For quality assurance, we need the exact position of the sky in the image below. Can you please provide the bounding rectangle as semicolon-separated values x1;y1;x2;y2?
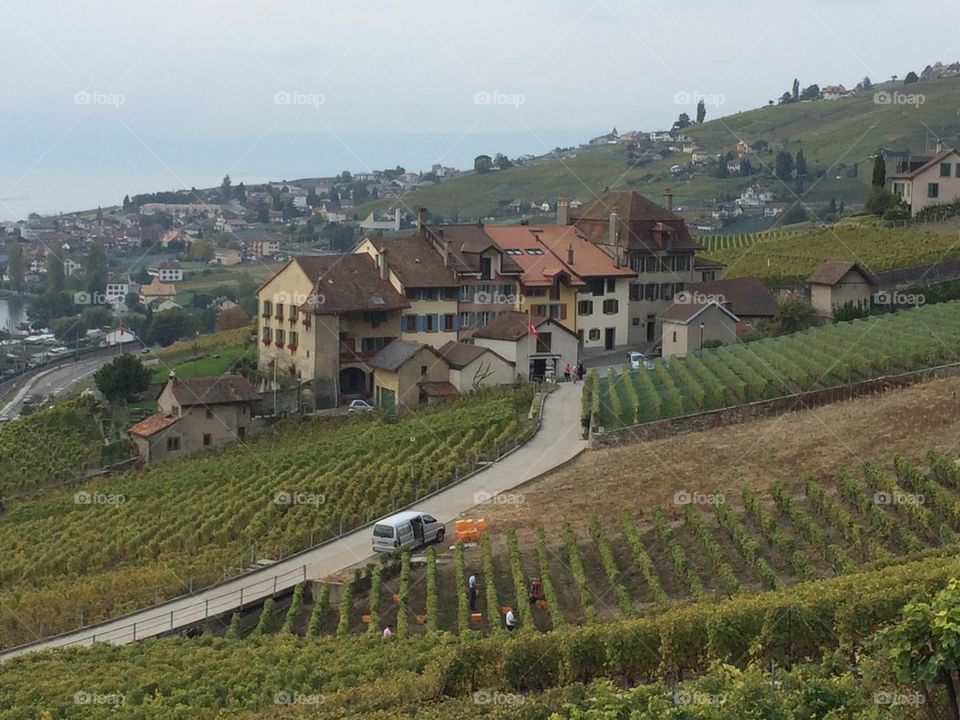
0;0;956;218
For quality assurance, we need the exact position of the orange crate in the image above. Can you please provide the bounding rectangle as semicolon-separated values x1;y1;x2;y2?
415;614;426;625
361;614;371;624
470;612;483;623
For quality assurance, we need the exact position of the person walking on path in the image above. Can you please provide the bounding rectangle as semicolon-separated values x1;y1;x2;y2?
563;363;572;382
468;573;478;611
577;363;585;382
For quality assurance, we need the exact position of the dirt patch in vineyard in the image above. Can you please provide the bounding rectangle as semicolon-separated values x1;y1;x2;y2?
477;374;960;537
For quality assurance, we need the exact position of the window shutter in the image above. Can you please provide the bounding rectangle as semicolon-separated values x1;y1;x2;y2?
560;305;567;320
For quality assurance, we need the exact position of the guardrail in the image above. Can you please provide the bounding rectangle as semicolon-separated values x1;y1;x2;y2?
0;411;542;659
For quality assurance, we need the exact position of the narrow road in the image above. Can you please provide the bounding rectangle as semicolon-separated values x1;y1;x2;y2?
0;352;122;419
0;382;586;660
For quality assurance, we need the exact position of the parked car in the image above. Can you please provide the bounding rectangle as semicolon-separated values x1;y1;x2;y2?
628;351;655;371
372;510;445;552
347;399;374;413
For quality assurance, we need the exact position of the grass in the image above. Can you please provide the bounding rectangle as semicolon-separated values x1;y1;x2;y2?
148;344;251;384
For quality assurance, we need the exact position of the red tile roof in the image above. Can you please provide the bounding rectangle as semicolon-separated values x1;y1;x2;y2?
687;277;778;318
164;374;261;406
418;380;459;397
127;412;180;438
365;234;458;288
471;311;577;341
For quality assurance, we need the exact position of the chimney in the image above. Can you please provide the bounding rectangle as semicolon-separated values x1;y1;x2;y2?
567;244;574;265
378;248;389;280
663;187;673;212
936;139;944;154
556;197;570;225
417;206;428;232
443;239;451;267
608;212;619;246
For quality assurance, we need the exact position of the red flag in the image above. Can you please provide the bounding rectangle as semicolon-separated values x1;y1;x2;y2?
528;320;539;338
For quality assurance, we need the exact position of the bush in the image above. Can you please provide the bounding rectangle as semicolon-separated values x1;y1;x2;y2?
864;186;896;216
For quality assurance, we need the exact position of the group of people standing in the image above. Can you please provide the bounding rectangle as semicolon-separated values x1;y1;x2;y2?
562;362;586;383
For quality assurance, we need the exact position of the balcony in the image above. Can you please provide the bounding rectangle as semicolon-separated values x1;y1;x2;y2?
301;316;311;328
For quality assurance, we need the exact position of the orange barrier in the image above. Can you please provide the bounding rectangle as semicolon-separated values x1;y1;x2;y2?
454;518;487;542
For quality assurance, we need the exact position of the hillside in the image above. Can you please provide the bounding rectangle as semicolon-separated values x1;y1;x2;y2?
355;76;960;222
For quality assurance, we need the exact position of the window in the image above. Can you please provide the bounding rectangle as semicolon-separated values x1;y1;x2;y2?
479;311;491;325
602;299;619;314
459;311;474;328
670;255;691;272
672;331;677;343
500;284;514;298
480;257;492;279
629;284;641;301
941;163;952;177
238;427;246;440
525;287;546;297
420;314;438;332
242;407;248;416
442;314;457;331
505;248;523;255
577;300;593;315
524;248;544;255
289;331;298;348
929;183;940;199
536;332;552;353
588;328;600;341
632;317;640;326
289;304;298;321
459;285;472;302
420;365;427;376
644;283;656;301
956;164;960;178
166;436;181;452
606;278;616;293
262;300;272;317
275;329;284;345
262;327;271;342
206;408;214;419
402;314;418;332
203;433;212;447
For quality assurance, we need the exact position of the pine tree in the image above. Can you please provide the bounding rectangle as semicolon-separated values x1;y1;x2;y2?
872;154;886;188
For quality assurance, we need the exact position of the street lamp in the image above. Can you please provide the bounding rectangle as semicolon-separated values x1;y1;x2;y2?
699;321;705;356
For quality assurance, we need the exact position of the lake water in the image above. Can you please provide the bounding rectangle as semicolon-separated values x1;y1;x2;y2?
0;296;29;332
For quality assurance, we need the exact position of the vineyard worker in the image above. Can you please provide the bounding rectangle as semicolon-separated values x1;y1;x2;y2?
468;573;478;611
505;608;518;631
382;625;393;638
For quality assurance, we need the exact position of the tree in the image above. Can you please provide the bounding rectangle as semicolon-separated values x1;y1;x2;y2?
122;194;132;210
799;84;820;101
774;150;795;180
795;149;807;176
494;153;513;170
7;244;25;293
473;155;494;174
791;78;799;101
94;354;151;403
46;251;65;293
860;76;873;90
234;182;246;203
221;174;232;200
739;157;752;175
779;91;793;105
769;297;816;336
696;99;706;124
904;71;919;84
217;306;250;331
257;205;270;224
872;153;887;187
675;112;691;129
781;205;809;225
714;160;729;178
148;308;197;346
865;186;896;216
188;239;215;262
84;241;108;296
50;315;87;343
882;578;960;720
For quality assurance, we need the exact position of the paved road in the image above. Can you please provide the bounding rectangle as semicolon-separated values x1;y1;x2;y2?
0;382;586;660
0;351;123;419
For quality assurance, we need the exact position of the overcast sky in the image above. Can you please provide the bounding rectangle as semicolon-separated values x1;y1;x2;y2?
0;0;955;217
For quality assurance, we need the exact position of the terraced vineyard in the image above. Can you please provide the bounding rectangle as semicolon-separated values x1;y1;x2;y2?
218;451;960;640
703;220;960;280
696;229;799;253
0;387;533;648
586;301;960;430
0;398;103;496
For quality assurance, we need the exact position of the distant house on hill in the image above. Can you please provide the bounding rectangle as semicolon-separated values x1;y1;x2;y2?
821;85;854;100
139;277;177;306
807;260;876;318
127;373;261;464
148;259;183;282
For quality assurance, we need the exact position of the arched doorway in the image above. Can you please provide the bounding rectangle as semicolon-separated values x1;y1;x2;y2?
339;367;368;395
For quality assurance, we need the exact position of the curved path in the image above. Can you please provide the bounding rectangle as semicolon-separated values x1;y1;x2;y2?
0;382;586;660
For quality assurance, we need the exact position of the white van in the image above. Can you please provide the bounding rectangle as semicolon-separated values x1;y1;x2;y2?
372;510;445;553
